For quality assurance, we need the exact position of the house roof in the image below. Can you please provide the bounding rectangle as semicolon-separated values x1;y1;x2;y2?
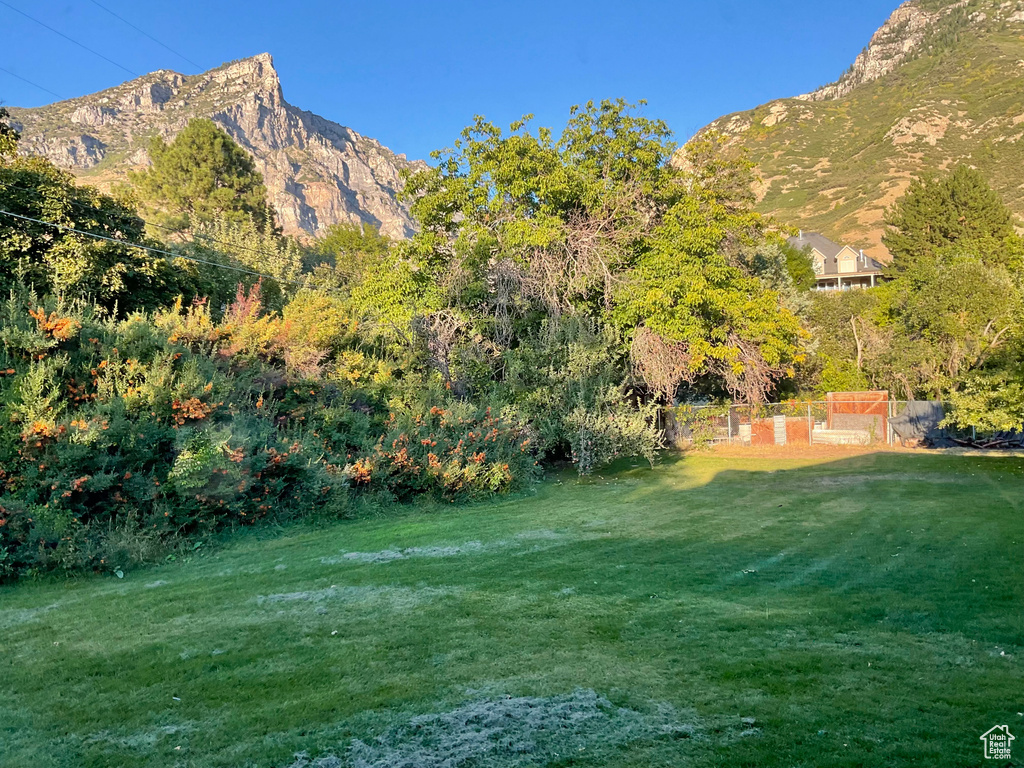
787;231;885;277
981;725;1015;739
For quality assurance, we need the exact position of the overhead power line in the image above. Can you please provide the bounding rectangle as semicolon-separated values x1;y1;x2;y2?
0;65;63;100
0;207;308;286
0;179;363;280
85;0;201;71
0;177;279;258
0;0;138;79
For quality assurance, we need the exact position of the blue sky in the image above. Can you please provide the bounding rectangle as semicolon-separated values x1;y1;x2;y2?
1;0;900;161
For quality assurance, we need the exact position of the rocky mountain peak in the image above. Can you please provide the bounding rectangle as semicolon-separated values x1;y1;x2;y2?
795;0;1024;102
221;51;277;79
796;2;941;102
8;55;426;240
689;0;1024;256
208;53;283;100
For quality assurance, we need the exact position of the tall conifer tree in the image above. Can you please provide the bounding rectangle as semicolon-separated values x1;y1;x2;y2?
130;119;275;233
883;165;1022;273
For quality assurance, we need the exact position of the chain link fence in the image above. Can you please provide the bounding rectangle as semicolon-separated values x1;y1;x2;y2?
671;396;1021;448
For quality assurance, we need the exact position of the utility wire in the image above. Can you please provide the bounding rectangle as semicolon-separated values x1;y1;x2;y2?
0;178;363;279
1;177;278;257
0;65;63;100
0;0;138;78
85;0;201;71
0;207;310;286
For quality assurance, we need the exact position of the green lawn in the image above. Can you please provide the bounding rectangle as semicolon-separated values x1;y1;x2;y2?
2;451;1022;767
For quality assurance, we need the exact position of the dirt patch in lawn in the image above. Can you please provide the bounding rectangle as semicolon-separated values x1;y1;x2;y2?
286;689;696;768
86;723;194;752
706;443;901;460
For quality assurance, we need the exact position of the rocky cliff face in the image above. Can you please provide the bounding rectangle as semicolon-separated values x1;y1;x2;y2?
796;1;944;102
8;54;427;239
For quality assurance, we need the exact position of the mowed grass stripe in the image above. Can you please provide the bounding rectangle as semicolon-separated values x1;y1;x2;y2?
1;451;1022;767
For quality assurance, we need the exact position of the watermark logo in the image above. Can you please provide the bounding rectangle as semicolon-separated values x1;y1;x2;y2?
981;725;1015;760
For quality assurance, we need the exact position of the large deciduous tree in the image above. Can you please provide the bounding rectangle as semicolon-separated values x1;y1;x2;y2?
805;256;1021;401
0;107;19;159
376;102;802;404
614;134;803;404
0;136;187;309
874;255;1021;398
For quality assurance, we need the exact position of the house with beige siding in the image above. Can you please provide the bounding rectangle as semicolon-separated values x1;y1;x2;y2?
788;231;885;291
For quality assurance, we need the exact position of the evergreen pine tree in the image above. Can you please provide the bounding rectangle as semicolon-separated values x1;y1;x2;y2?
883;165;1022;273
129;118;276;233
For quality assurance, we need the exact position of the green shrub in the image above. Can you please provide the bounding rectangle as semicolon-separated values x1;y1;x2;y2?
673;403;729;449
565;389;662;475
351;402;541;501
0;288;352;581
492;318;664;474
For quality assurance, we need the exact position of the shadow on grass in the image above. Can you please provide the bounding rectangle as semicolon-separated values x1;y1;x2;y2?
2;450;1021;768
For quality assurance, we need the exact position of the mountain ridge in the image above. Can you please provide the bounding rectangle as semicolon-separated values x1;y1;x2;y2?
690;0;1024;257
7;53;426;240
796;0;951;102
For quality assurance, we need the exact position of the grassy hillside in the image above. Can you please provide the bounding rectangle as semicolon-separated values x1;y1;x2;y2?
701;0;1024;255
3;451;1022;767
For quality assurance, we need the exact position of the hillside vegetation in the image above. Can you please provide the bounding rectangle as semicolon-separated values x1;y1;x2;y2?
699;0;1024;254
2;86;1022;581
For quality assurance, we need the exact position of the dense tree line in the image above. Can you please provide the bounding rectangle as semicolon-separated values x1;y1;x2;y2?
804;165;1023;429
0;105;1020;580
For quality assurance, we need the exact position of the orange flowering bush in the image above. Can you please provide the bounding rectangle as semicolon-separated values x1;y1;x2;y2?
350;458;374;485
350;403;540;501
29;307;81;342
171;397;220;425
0;288;352;582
